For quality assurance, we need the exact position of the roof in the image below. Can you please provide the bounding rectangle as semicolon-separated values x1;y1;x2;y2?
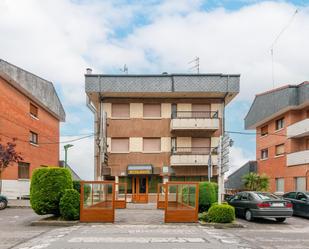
245;82;309;129
0;59;65;121
225;161;257;190
85;73;240;104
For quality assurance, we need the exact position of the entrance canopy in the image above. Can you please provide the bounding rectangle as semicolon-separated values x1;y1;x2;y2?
127;165;152;175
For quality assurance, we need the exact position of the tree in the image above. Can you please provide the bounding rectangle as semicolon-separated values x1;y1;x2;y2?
242;172;269;191
0;141;23;194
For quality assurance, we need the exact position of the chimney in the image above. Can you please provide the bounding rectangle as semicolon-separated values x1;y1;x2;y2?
86;68;92;74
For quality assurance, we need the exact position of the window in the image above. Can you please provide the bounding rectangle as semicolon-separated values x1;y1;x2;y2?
111;138;129;152
296;193;307;201
295;177;306;192
275;144;285;156
283;192;296;199
261;125;268;136
275;178;284;192
30;103;38;118
261;149;268;159
192;138;211;154
29;131;38;144
192;104;211;118
143;138;161;152
275;118;284;130
18;162;30;179
111;104;130;118
143;104;161;118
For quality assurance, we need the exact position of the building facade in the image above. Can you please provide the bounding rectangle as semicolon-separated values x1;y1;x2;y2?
245;82;309;193
0;59;65;199
86;72;240;203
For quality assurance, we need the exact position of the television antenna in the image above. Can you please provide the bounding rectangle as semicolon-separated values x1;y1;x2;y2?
188;57;200;74
120;64;128;74
270;9;298;88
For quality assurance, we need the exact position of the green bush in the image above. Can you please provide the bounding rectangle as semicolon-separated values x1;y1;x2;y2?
207;204;235;223
73;180;91;200
199;182;217;212
198;212;210;222
59;189;80;220
30;167;73;215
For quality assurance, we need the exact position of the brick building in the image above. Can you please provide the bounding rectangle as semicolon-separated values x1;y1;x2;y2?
85;71;240;203
0;60;65;198
245;82;309;193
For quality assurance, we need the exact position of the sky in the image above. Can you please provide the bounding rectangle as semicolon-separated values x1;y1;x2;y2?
0;0;309;180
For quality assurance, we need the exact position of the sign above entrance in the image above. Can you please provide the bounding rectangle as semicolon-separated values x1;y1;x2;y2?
127;165;152;175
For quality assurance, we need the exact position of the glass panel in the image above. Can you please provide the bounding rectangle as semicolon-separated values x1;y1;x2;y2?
167;183;197;210
139;177;147;194
83;183;113;209
149;176;162;193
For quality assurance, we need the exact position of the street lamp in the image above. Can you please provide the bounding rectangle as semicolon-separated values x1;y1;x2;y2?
64;144;74;168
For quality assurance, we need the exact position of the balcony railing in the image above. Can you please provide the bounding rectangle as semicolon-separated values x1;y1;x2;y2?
287;150;309;166
172;111;218;119
171;147;218;155
287;119;309;138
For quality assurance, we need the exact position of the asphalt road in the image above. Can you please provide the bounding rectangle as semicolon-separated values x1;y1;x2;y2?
1;208;309;249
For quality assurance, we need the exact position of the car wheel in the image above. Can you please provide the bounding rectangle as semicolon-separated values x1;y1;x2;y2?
245;209;253;221
275;218;286;223
0;200;7;210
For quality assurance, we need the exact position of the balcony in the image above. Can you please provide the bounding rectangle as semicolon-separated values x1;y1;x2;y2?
170;147;218;166
287;150;309;166
287;119;309;138
170;111;219;131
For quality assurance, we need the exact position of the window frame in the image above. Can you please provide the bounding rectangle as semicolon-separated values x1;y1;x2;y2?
143;137;161;153
29;131;38;145
30;103;39;119
260;125;268;137
111;103;130;119
18;162;30;179
275;118;285;130
143;104;161;119
111;138;129;153
275;178;284;192
261;148;268;160
275;144;285;156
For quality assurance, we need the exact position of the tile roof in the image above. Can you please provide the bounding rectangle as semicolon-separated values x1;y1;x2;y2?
0;59;65;121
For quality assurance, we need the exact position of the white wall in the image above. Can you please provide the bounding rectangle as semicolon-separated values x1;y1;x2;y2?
1;180;30;199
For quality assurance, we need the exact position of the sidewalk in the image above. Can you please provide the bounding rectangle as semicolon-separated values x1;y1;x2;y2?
8;199;31;208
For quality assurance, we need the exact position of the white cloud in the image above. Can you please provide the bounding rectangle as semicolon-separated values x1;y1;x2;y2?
60;136;94;180
227;146;255;176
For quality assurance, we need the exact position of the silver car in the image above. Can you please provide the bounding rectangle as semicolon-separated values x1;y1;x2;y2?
228;191;293;222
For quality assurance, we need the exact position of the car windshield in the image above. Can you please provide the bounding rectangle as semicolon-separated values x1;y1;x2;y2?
255;192;279;200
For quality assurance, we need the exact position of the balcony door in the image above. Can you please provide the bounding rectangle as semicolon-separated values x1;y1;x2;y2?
132;176;148;203
192;138;210;154
192;104;210;118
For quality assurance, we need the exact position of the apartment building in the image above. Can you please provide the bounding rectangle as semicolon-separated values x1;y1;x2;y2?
85;72;240;203
245;82;309;193
0;59;65;198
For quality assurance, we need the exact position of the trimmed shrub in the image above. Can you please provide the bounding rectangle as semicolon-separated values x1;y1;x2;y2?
198;212;210;222
30;167;73;215
59;189;80;220
207;204;235;223
73;180;91;200
199;182;217;212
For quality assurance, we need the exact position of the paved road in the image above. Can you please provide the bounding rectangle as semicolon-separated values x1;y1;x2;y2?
2;208;309;249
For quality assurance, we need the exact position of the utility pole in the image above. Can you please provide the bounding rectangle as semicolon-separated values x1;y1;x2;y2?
217;134;233;204
64;144;74;168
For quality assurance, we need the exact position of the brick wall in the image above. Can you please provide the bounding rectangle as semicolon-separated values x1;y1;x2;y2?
0;77;60;181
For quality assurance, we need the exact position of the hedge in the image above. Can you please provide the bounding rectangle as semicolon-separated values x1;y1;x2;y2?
73;180;91;200
30;167;73;215
207;204;235;223
59;189;80;220
199;182;217;212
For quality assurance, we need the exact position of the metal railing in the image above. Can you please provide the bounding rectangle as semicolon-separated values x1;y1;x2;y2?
171;147;218;155
171;111;218;119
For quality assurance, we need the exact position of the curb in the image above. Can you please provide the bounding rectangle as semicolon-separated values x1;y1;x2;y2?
8;205;31;209
31;218;79;227
199;220;246;229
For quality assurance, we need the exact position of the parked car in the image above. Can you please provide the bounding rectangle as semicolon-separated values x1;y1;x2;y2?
228;191;293;222
0;195;8;210
283;192;309;218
